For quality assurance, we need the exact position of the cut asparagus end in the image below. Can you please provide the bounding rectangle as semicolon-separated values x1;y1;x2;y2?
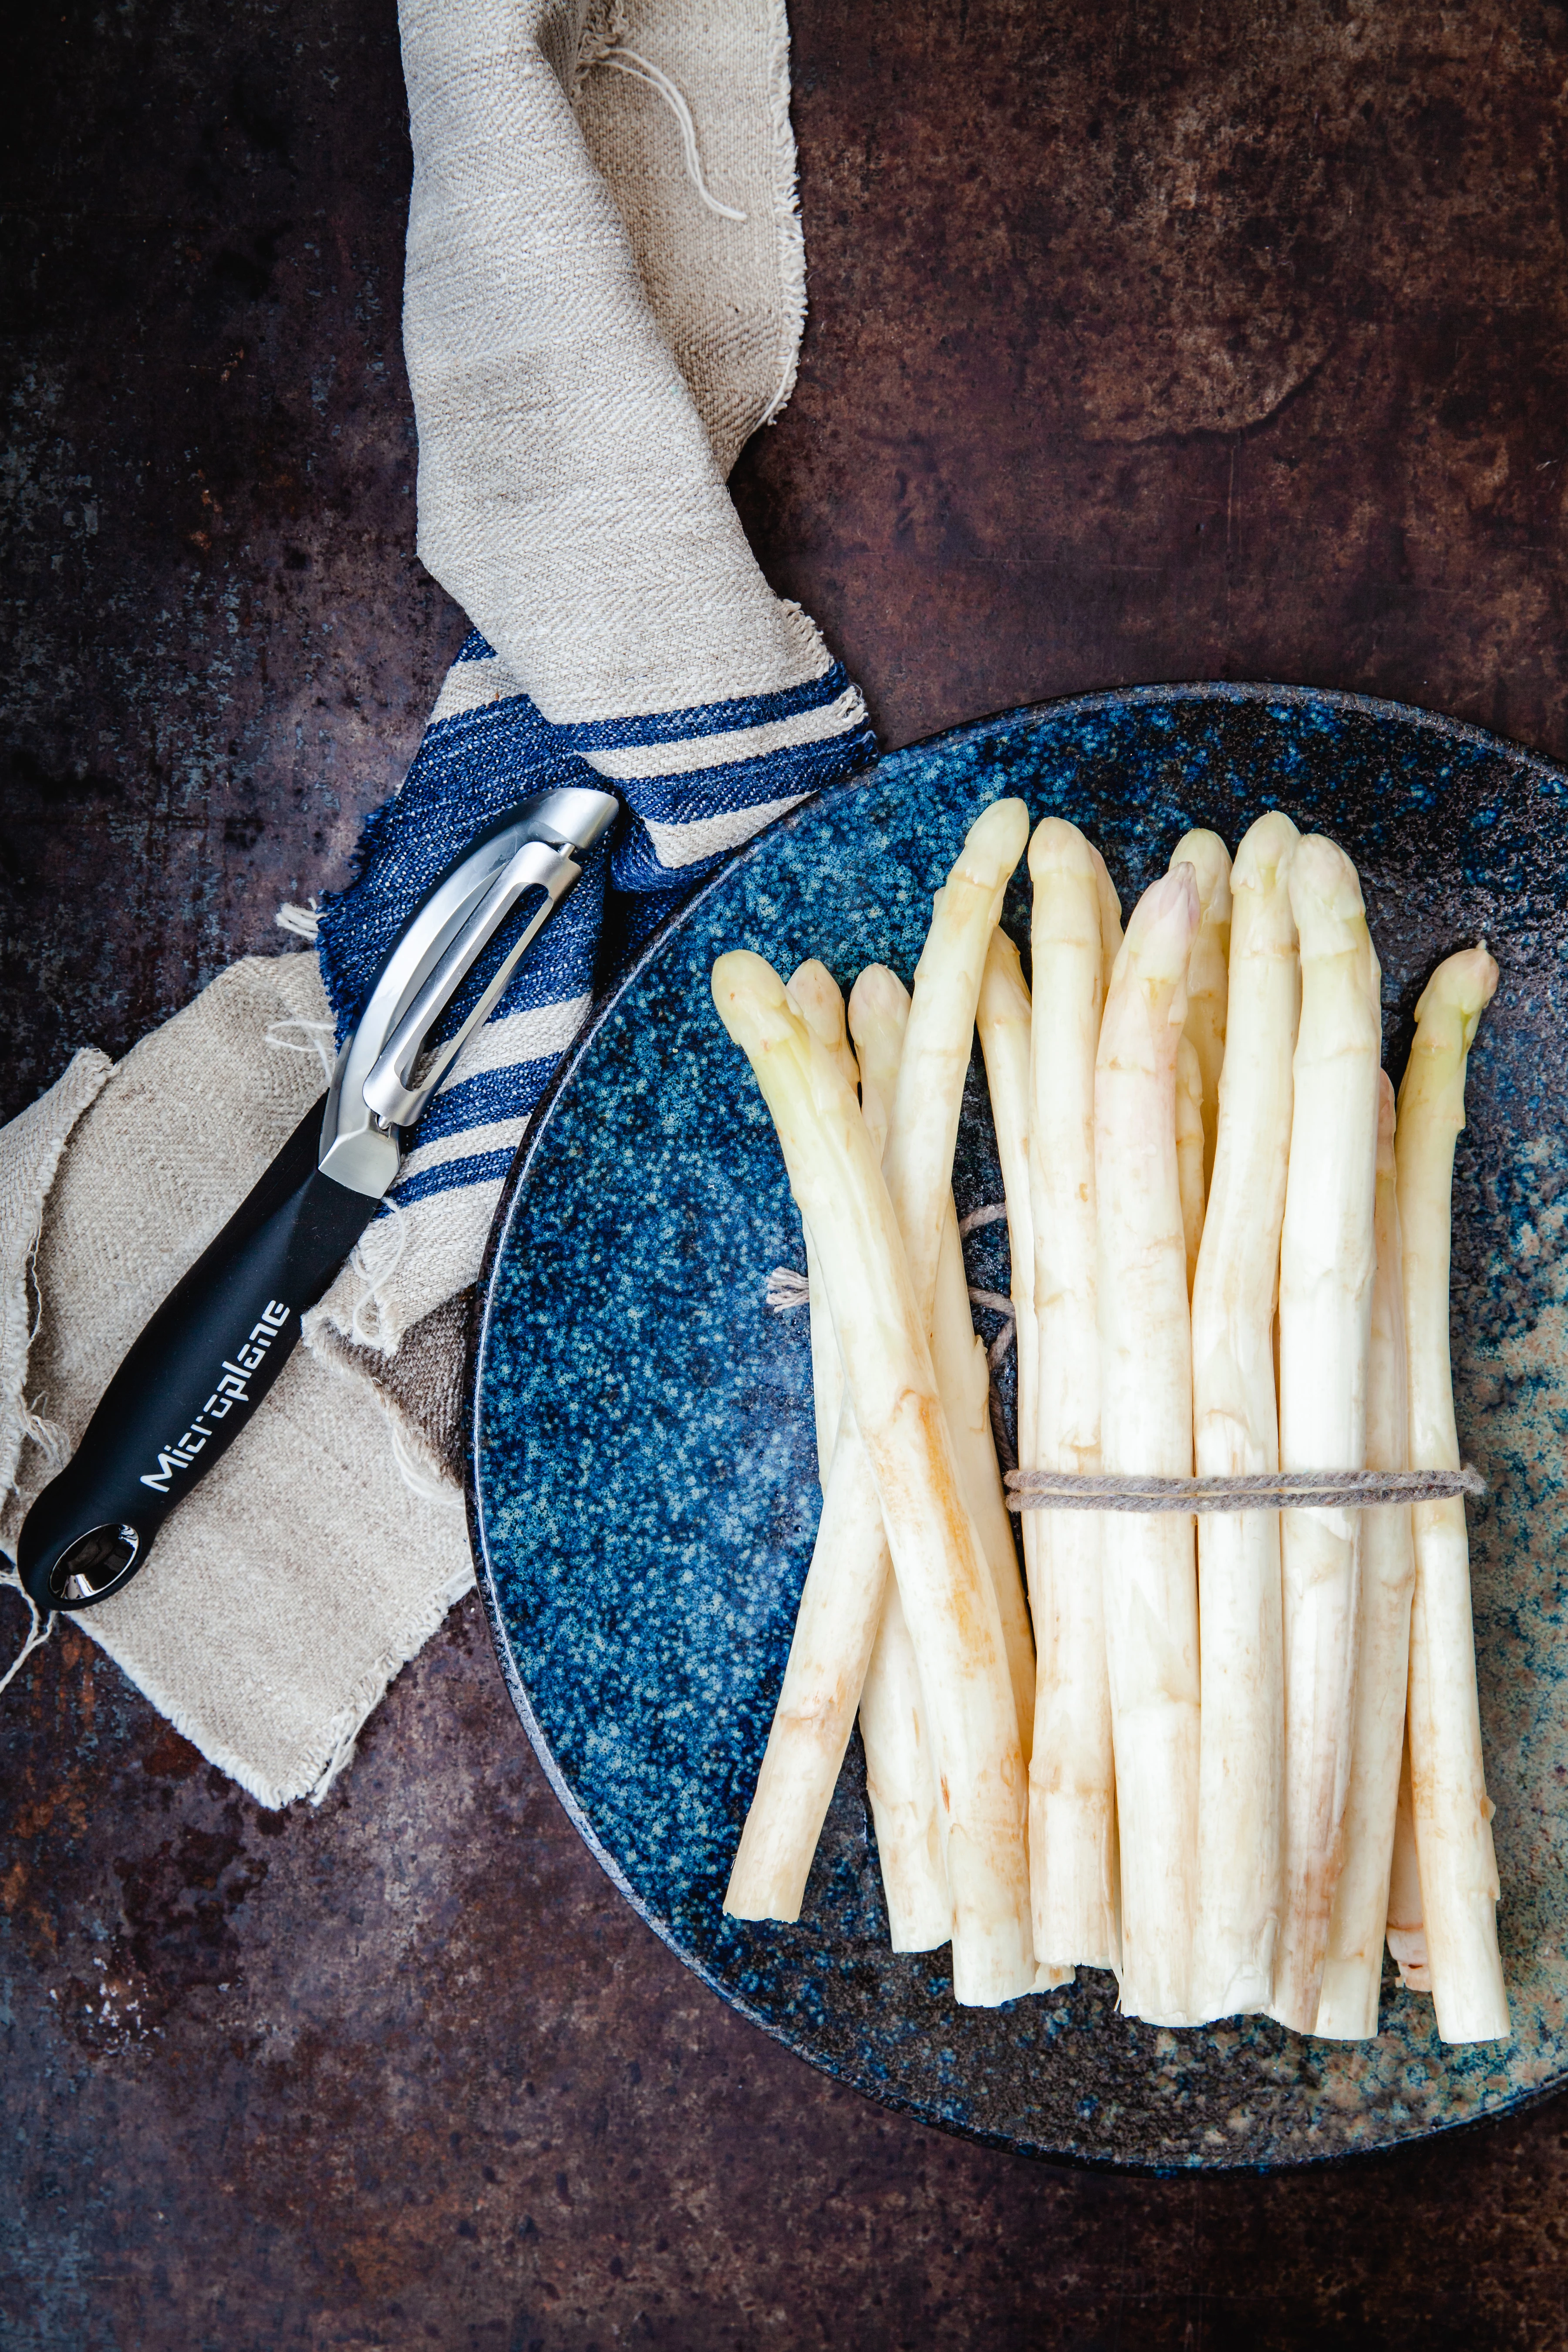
1386;1731;1433;1993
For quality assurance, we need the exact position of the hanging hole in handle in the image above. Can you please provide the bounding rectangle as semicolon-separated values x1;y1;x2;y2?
48;1523;141;1607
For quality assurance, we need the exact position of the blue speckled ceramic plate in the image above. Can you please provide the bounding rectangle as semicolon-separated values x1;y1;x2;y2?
470;683;1568;2171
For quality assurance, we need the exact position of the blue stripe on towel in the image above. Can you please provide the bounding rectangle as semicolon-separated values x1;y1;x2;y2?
412;1051;561;1148
391;1145;519;1209
617;725;880;830
610;724;879;893
553;663;854;751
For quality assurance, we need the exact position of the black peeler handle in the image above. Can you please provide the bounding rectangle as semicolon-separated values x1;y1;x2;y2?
16;1096;380;1614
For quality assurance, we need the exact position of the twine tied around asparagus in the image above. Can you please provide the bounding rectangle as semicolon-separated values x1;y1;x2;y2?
764;1202;1487;1514
1004;1465;1486;1514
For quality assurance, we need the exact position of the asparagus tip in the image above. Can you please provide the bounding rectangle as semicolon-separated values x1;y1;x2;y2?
1027;813;1099;887
846;962;910;1036
1168;827;1234;923
788;958;848;1049
1231;807;1301;898
1118;862;1201;985
962;795;1032;881
711;949;795;1046
1288;833;1366;939
1413;943;1500;1035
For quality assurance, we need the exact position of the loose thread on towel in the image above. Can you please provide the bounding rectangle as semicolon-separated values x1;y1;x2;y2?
594;47;748;221
388;1415;465;1515
348;1196;411;1350
265;1015;338;1087
19;1391;66;1474
275;899;320;943
765;1212;1486;1515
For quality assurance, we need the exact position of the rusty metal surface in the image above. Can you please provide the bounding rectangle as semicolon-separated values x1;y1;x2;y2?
5;1;1568;2343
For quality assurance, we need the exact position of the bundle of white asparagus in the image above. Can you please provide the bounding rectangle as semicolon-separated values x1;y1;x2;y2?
712;802;1509;2044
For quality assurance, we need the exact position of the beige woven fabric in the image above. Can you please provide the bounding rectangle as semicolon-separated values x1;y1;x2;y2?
0;958;473;1806
573;0;806;475
0;0;810;1799
401;0;825;724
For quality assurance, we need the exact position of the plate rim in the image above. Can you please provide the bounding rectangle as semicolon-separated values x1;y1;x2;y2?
466;677;1568;2174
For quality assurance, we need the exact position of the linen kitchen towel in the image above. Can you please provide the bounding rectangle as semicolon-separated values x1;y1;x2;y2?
0;0;873;1802
311;0;873;1353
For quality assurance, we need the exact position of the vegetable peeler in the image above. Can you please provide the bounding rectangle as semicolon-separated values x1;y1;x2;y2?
16;784;619;1615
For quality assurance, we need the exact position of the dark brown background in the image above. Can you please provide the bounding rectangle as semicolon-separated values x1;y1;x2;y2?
4;3;1568;2345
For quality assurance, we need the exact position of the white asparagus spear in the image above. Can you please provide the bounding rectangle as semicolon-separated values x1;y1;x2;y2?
1169;829;1233;1188
788;960;856;1471
846;964;953;1952
882;801;1032;1319
723;975;891;1930
1386;1733;1433;1992
1398;944;1509;2043
1271;835;1383;2034
853;957;1042;1922
973;931;1048;1746
790;964;953;1954
932;1218;1039;1757
724;1420;892;1921
978;931;1040;1471
1089;844;1124;997
1316;1070;1419;2038
859;966;1033;1653
857;1589;951;1950
850;965;903;1163
713;950;1035;2004
1097;864;1202;2024
881;805;1038;1766
722;806;1029;1931
1027;818;1119;1974
1174;1034;1206;1297
1190;809;1299;2020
